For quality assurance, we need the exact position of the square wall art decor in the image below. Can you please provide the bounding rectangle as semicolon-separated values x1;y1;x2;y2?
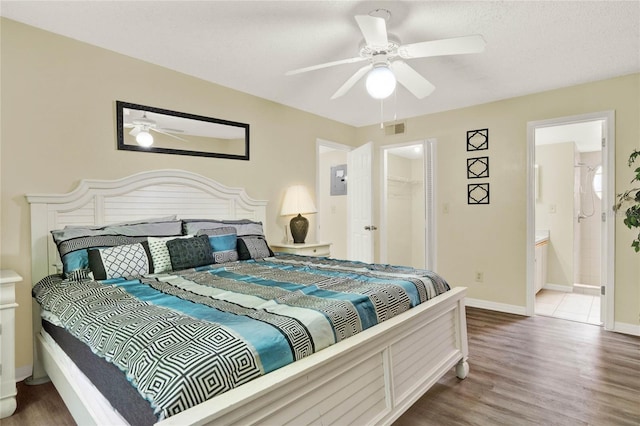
467;156;489;179
467;128;489;151
468;183;490;205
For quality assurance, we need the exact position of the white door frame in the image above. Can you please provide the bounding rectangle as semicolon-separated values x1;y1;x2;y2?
380;139;437;270
526;111;615;330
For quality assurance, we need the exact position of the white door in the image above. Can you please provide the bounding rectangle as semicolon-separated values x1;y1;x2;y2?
348;142;374;262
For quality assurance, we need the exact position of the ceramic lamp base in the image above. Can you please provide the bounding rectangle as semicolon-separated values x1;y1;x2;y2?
290;214;309;244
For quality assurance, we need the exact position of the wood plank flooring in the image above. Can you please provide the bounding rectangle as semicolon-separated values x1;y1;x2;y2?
4;308;639;426
394;308;640;426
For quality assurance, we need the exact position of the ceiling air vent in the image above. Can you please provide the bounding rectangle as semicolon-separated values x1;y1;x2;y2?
385;122;406;136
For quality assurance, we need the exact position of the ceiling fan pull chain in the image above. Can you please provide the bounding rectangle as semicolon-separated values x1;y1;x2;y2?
380;99;384;129
393;88;398;122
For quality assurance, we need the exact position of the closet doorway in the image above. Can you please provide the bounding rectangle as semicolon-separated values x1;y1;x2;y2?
526;111;615;330
380;140;436;270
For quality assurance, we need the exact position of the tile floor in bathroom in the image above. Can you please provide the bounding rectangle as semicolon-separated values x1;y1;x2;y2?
535;287;601;325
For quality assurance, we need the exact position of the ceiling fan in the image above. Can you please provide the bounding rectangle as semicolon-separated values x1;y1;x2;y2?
124;112;187;147
286;10;486;100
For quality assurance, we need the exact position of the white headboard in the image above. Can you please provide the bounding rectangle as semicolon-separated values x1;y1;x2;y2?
26;169;267;283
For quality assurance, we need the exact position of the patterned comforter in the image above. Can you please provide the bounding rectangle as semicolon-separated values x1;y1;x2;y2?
33;254;450;421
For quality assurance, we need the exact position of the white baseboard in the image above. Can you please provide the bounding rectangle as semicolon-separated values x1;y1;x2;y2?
15;365;32;382
467;298;640;337
465;298;527;316
543;283;573;292
613;322;640;336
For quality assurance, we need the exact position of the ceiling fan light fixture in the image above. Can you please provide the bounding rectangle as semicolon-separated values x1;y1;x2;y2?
136;130;154;147
366;64;396;99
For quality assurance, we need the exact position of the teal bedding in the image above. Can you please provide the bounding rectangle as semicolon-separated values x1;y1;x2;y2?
33;254;450;421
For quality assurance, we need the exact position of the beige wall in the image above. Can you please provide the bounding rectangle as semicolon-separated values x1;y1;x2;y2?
356;73;640;328
410;157;425;268
386;154;414;267
577;151;602;286
318;149;348;259
385;154;425;268
2;18;639;377
0;19;356;373
535;142;576;288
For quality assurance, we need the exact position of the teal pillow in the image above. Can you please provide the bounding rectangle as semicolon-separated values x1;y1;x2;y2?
196;227;238;263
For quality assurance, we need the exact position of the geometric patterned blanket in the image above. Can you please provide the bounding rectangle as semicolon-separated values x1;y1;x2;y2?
33;254;450;421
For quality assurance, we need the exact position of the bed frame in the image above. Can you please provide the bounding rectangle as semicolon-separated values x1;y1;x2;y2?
27;169;468;426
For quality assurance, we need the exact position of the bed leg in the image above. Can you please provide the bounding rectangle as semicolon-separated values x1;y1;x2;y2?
25;300;50;385
455;358;469;379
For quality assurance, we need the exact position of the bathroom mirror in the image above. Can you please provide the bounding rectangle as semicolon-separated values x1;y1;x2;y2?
116;101;249;160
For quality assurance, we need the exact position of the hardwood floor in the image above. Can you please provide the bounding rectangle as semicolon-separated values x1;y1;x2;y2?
4;308;639;426
394;308;640;426
3;380;74;426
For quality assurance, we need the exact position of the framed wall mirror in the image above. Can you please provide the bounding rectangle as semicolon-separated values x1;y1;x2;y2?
116;101;250;160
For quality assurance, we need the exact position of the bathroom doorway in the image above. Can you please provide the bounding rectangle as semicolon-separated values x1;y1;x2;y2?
526;112;615;329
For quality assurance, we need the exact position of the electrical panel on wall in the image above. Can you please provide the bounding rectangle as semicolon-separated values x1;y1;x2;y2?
331;164;347;196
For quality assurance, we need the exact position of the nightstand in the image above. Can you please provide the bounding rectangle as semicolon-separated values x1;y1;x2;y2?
0;270;22;419
270;242;331;257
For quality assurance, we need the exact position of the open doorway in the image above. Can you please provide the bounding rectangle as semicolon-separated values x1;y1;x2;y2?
380;140;436;270
526;111;615;330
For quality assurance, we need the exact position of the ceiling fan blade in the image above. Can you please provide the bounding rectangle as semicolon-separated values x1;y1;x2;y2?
331;64;372;99
129;127;140;136
286;56;367;75
390;61;435;99
159;127;184;134
355;15;388;47
151;128;189;142
398;35;486;59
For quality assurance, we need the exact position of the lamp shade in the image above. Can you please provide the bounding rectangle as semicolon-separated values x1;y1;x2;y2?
280;185;317;216
136;130;154;147
366;65;396;99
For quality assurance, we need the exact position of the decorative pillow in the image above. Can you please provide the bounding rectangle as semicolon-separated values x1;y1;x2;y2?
55;235;148;276
166;235;214;271
196;227;238;263
51;219;182;276
237;236;274;260
88;242;153;280
182;219;264;237
147;236;192;273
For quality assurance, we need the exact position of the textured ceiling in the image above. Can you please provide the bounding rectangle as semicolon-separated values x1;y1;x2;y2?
2;1;639;127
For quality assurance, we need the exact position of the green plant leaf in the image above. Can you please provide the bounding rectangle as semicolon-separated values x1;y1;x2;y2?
615;150;640;253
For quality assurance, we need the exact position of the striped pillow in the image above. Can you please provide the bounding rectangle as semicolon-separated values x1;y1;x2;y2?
197;227;239;263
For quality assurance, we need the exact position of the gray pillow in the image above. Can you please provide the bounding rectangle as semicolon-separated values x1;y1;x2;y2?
166;235;214;270
237;236;273;260
182;219;264;237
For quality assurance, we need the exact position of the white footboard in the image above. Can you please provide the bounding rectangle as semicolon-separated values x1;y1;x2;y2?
37;285;467;426
159;286;468;426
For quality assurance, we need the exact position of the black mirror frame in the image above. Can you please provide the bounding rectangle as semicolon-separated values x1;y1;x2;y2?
116;101;250;161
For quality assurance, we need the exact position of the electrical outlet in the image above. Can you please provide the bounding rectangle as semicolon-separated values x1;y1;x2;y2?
475;271;484;282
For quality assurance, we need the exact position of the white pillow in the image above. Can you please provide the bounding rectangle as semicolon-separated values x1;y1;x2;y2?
148;236;191;273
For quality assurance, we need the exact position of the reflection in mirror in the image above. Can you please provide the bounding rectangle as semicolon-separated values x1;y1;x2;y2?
116;101;249;160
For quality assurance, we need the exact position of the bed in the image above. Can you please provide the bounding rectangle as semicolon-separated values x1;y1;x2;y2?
27;169;468;426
